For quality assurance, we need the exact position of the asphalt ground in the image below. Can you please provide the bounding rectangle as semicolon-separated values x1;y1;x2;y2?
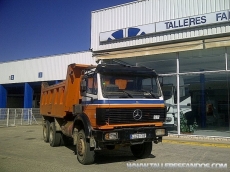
0;125;230;172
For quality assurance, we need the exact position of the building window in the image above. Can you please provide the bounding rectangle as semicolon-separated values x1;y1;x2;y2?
38;72;43;78
9;75;14;80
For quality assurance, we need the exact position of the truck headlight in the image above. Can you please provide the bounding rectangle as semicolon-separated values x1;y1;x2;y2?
155;129;165;136
105;132;118;140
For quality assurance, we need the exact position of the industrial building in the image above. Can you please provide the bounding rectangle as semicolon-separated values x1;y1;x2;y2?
0;51;96;108
1;0;230;136
90;0;230;135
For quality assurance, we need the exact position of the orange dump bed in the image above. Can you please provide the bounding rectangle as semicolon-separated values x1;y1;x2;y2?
40;64;92;118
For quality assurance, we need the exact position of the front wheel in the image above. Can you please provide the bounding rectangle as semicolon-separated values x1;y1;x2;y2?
130;142;152;159
76;130;95;165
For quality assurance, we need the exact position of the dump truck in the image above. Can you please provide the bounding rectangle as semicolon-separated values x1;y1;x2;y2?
40;63;168;165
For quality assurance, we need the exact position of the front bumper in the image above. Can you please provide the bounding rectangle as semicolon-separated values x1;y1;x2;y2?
92;126;168;145
163;124;177;131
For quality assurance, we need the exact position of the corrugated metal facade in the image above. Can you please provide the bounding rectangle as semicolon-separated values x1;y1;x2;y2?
91;0;230;51
0;51;96;84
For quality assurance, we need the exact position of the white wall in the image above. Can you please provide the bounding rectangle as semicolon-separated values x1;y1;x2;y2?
0;51;96;84
91;0;230;51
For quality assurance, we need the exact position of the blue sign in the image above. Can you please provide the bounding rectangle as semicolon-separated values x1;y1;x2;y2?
100;23;155;42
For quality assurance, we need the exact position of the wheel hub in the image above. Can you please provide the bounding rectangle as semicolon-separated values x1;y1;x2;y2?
49;129;53;142
77;138;85;156
43;126;46;138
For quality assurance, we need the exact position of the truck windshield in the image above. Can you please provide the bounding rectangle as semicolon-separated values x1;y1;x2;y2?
100;74;161;99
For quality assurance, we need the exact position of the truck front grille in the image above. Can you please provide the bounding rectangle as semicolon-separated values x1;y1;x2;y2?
96;107;166;125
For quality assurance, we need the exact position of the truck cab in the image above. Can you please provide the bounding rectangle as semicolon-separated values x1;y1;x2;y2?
80;64;166;128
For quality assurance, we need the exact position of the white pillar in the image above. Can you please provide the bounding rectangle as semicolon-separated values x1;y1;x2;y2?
225;47;228;71
226;47;230;130
176;53;181;135
6;108;9;127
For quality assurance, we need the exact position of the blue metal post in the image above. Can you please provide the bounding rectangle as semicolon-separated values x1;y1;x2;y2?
24;83;33;121
24;83;33;108
0;85;7;108
200;73;206;128
0;85;7;119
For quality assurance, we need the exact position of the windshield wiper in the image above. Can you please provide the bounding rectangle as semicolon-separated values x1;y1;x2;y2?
121;90;133;98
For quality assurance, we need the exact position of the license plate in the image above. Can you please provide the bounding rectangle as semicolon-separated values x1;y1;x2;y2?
130;133;146;139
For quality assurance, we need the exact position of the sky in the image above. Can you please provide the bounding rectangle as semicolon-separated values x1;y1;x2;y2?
0;0;133;62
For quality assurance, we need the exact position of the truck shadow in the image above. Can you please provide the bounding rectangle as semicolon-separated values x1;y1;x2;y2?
94;152;156;164
65;145;156;164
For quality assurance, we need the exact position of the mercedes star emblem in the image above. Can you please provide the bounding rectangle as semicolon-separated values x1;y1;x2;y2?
133;109;142;120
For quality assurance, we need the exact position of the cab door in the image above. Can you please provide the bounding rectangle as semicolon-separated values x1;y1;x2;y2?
82;73;98;127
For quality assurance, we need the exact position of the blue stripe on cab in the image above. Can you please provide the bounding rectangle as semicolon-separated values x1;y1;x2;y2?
82;99;164;104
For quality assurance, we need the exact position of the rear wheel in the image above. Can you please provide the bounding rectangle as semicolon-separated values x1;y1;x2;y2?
130;142;152;159
76;130;95;165
43;120;50;142
49;122;62;147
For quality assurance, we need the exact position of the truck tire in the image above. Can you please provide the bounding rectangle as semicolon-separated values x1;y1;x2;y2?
43;120;50;143
49;122;62;147
76;130;95;165
130;142;152;159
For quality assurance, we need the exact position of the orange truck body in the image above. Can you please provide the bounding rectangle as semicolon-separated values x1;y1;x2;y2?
40;64;90;118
